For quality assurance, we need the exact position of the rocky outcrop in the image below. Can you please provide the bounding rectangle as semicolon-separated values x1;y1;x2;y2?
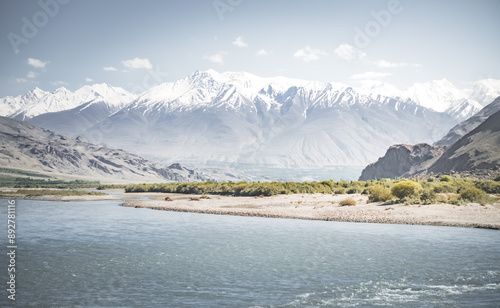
429;109;500;174
435;96;500;146
359;108;500;180
359;143;445;180
0;116;205;182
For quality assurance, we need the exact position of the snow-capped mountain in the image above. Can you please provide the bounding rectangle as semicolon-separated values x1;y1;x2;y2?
356;78;499;121
81;70;457;169
0;84;136;138
469;79;500;106
399;79;484;120
2;71;499;179
0;87;49;117
3;83;134;120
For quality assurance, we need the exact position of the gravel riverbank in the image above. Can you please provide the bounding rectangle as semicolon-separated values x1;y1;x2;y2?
122;193;500;230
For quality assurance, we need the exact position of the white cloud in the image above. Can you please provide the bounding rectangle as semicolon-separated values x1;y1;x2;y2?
293;46;328;62
232;36;248;47
85;78;94;82
27;57;48;68
374;59;421;68
51;80;69;86
203;51;228;64
121;57;153;69
334;43;367;61
27;71;37;78
255;49;268;56
103;66;118;71
350;71;392;80
16;78;27;83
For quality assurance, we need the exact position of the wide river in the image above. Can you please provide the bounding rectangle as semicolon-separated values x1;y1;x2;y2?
1;199;499;307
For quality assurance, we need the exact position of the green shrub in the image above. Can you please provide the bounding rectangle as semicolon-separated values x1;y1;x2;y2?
339;197;356;206
427;177;435;182
420;187;438;204
459;186;487;204
333;187;346;194
391;181;422;199
433;182;456;193
474;181;500;194
494;175;500;182
346;187;362;194
440;175;452;182
368;184;393;203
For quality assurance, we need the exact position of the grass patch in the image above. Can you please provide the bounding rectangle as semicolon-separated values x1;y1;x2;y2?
339;197;357;206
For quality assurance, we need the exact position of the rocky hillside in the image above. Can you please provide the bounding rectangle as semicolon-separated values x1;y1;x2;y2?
359;101;500;180
0;116;203;183
435;96;500;146
428;109;500;174
359;144;445;180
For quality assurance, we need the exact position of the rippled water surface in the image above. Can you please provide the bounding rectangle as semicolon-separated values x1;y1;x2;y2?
1;199;499;307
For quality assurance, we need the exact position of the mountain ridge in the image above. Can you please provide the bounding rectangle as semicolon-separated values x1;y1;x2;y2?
0;116;203;183
359;97;500;180
2;71;499;180
82;71;457;169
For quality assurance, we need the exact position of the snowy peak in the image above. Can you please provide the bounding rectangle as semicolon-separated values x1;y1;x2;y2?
4;84;135;120
401;79;465;112
0;87;50;117
469;79;500;106
2;71;499;122
399;78;492;120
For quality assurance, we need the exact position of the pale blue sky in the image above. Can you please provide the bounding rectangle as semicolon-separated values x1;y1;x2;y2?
1;0;499;96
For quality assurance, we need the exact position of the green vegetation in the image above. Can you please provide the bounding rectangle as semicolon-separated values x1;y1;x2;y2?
124;176;500;206
440;175;452;182
2;189;106;196
391;181;422;199
458;186;488;205
96;184;127;190
368;184;393;203
124;181;349;196
0;168;52;178
0;168;100;188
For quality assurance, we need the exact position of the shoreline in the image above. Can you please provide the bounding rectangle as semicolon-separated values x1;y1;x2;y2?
2;190;499;229
122;193;500;230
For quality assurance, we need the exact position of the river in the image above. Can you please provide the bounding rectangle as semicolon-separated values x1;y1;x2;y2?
1;199;499;307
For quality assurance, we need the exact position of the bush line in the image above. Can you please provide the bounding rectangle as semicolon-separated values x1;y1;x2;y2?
125;176;500;205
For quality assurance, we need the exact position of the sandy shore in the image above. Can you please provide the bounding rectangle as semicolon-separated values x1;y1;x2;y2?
3;190;499;229
122;193;500;230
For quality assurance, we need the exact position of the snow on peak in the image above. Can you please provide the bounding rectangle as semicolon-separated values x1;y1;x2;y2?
4;84;135;119
74;83;135;109
401;79;467;112
468;79;500;106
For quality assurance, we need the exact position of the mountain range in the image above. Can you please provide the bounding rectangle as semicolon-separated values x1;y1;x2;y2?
1;70;499;181
0;116;203;183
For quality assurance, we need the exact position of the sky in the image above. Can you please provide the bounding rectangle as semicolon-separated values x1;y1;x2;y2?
0;0;499;97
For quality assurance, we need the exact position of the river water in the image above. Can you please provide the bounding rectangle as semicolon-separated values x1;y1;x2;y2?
1;199;499;307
